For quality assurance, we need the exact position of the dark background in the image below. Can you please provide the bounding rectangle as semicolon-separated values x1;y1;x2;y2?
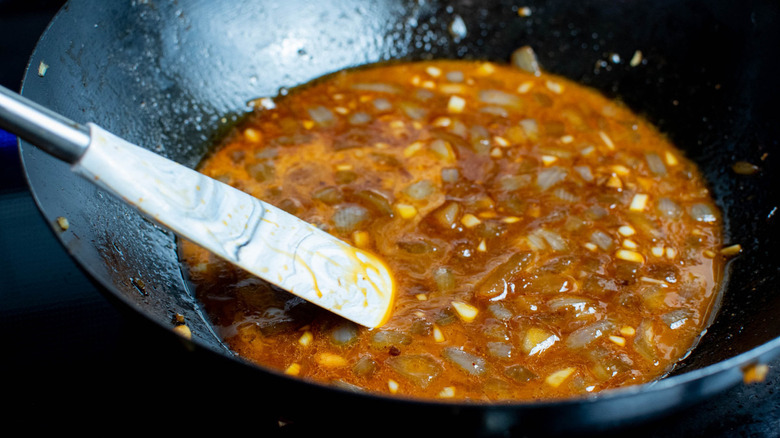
0;0;213;428
1;0;778;435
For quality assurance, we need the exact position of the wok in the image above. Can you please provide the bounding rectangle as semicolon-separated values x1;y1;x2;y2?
18;0;780;435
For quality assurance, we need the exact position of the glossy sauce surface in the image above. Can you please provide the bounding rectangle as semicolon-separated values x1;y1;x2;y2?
180;60;724;401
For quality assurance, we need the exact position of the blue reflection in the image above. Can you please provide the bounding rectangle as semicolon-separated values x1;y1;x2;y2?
0;128;16;150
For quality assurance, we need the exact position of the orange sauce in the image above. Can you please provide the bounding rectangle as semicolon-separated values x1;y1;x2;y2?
180;60;724;401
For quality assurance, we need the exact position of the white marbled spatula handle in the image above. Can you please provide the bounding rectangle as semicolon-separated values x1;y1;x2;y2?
0;85;395;327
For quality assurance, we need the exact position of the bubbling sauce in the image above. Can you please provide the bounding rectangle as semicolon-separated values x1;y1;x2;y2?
180;59;724;401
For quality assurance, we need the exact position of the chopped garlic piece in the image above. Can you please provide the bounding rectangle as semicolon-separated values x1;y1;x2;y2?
403;141;425;157
452;301;479;322
720;244;742;257
545;367;575;387
560;135;574;144
490;147;503;158
622;239;638;249
651;246;665;257
421;80;436;89
388;379;399;394
316;353;348;368
243;128;262;143
616;249;645;263
477;62;496;75
336;163;353;171
546;80;564;94
666;247;678;260
461;213;481;228
620;326;636;336
609;335;626;347
477;239;487;252
606;175;623;189
440;84;468;94
611;165;631;176
665;151;679;166
541;155;558;165
415;293;428;301
599;131;615;149
438;387;456;398
630;193;649;211
334;106;349;115
743;363;770;384
523;328;558;355
517;81;534;94
433;324;445;342
703;249;717;258
630;50;643;67
584;242;598;251
502;216;521;224
56;216;70;231
433;116;452;127
395;203;418;219
618;225;636;236
580;145;596;156
298;330;314;347
426;66;442;77
448;95;466;113
38;61;48;77
285;363;301;376
353;230;370;248
493;136;510;147
172;324;191;339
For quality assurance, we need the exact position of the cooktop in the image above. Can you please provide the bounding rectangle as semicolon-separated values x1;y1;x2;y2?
1;1;777;435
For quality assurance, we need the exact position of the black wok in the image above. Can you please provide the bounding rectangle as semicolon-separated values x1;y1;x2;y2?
17;0;780;435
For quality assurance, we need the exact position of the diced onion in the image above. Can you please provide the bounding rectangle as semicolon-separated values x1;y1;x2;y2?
689;203;717;223
446;70;465;82
590;230;613;251
479;89;524;108
519;118;540;141
657;198;683;219
372;98;392;111
386;354;442;388
661;309;692;329
332;204;371;233
307;106;336;126
371;330;412;349
574;165;594;182
400;102;428;120
433;267;456;292
536;167;567;190
566;320;615;349
487;342;513;359
351;82;401;93
645;153;667;175
511;46;541;76
348;111;372;125
404;180;436;200
442;347;486;375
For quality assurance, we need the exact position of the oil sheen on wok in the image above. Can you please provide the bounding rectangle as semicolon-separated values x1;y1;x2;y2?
179;59;725;401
